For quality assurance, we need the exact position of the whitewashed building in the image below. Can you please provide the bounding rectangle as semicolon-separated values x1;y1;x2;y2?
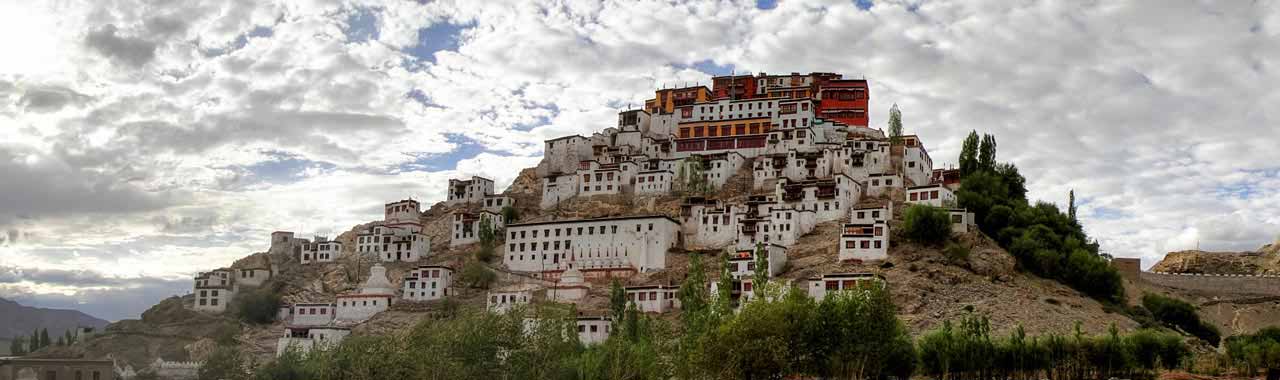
447;176;496;204
839;222;889;262
383;199;421;224
482;195;515;213
625;285;681;313
287;302;336;326
402;265;453;301
236;267;271;288
726;243;788;278
335;264;395;322
948;208;977;233
488;284;539;314
358;224;431;263
807;273;884;300
906;184;956;207
576;316;612;345
679;198;740;249
900;135;934;186
451;210;504;247
193;270;234;313
300;237;341;264
735;195;817;249
503;215;682;275
865;173;903;197
276;326;350;357
634;169;675;195
541;173;581;209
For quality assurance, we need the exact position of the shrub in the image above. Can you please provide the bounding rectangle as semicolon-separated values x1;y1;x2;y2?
902;204;953;245
1142;293;1221;346
235;288;282;324
944;242;970;264
458;261;496;289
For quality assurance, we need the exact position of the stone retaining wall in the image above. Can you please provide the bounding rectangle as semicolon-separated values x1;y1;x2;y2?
1140;272;1280;296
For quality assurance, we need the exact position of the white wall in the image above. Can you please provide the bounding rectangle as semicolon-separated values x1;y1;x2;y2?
335;295;391;322
403;266;453;301
504;216;681;273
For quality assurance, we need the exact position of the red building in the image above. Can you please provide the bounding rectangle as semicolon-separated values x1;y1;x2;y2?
816;79;870;128
711;74;759;100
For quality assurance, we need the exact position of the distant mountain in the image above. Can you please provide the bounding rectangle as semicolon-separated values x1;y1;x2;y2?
0;297;109;341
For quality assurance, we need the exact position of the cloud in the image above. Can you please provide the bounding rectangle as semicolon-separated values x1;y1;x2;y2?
3;0;1280;319
84;24;158;67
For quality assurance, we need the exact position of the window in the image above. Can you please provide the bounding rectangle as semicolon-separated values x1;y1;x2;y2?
861;241;870;249
931;190;940;199
910;192;918;201
874;241;882;249
846;241;855;248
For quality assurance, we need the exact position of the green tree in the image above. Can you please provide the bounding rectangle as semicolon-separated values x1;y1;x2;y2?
978;133;997;172
1142;293;1221;346
500;205;519;224
902;204;953;245
253;347;311;380
236;288;283;324
39;328;49;350
752;243;769;291
199;346;250;380
888;103;904;145
959;130;980;176
608;279;626;323
713;252;736;318
1068;190;1077;222
676;253;712;379
10;336;26;355
56;336;65;346
458;261;496;289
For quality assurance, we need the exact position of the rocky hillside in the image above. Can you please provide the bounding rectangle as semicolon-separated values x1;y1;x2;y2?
1150;241;1280;275
32;161;1202;368
0;297;109;342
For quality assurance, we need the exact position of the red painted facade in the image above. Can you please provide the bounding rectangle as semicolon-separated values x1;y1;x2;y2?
711;75;759;100
817;79;870;128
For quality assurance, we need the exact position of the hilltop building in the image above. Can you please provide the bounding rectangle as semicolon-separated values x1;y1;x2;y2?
446;176;495;205
503;215;681;278
192;270;234;313
300;237;341;264
451;210;504;247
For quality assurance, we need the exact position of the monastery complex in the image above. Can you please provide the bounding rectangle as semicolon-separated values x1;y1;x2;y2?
186;71;980;355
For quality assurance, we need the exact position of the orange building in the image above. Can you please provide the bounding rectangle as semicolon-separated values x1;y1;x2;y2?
645;86;711;115
711;74;758;100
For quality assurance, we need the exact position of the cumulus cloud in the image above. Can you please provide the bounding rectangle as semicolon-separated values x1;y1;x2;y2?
3;0;1279;319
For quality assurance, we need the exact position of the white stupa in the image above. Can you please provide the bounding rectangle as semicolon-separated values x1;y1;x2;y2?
360;263;396;295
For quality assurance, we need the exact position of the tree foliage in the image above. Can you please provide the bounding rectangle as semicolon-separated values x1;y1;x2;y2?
918;316;1188;380
1142;293;1221;346
903;204;953;246
1224;327;1280;380
458;260;496;289
235;287;283;324
957;131;1124;303
978;133;997;172
752;243;769;289
888;103;904;145
959;130;980;176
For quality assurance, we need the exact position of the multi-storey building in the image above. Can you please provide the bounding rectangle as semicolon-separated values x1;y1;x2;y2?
357;224;430;262
865;173;904;197
900;135;934;186
451;210;504;247
446;176;495;204
816;79;870;128
383;199;421;224
503;215;681;276
300;237;341;264
576;315;612;345
402;265;453;301
276;326;349;357
236;267;272;288
679;198;740;249
193;270;234;313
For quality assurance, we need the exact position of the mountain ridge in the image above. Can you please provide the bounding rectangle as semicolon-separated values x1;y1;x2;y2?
0;297;110;341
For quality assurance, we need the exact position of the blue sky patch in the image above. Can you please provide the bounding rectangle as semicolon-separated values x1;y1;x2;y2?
344;7;381;43
201;26;274;57
240;150;336;185
405;22;471;63
398;134;500;172
756;0;778;10
855;0;874;10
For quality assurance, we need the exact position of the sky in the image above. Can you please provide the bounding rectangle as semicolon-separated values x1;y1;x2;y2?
1;0;1278;322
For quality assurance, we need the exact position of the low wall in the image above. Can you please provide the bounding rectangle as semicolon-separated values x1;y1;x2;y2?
1140;272;1280;296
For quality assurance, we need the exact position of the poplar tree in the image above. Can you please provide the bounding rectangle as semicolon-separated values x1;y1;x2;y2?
978;133;997;172
752;243;769;290
608;279;626;323
1068;190;1077;222
959;130;980;176
888;103;904;145
39;328;49;350
713;253;735;317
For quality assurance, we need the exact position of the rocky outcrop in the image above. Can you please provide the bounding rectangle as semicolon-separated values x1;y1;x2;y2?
1151;242;1280;275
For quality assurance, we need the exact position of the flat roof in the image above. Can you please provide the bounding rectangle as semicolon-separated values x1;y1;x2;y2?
546;134;587;142
907;184;946;190
508;214;680;228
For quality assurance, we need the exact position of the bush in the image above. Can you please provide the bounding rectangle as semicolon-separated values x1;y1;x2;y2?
1142;293;1221;346
944;242;970;264
458;261;496;289
235;288;282;324
902;204;953;245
